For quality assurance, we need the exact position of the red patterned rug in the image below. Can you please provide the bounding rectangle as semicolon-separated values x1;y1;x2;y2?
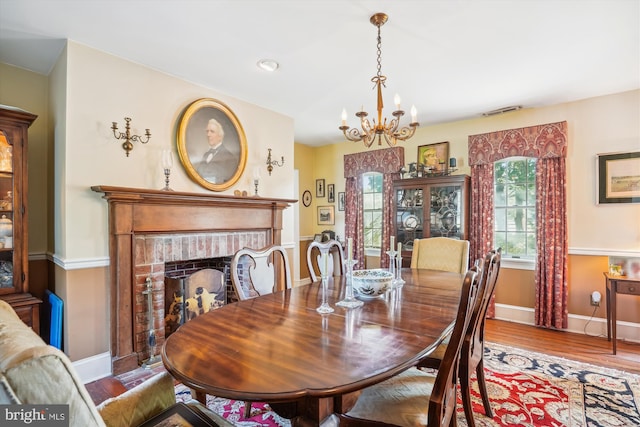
174;342;640;426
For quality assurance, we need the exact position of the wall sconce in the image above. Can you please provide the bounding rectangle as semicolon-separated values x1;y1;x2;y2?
266;148;284;175
111;117;151;157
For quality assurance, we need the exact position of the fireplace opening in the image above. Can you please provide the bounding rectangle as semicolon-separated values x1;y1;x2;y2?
163;257;236;337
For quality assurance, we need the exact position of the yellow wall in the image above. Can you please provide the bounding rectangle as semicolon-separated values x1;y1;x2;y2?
296;90;640;321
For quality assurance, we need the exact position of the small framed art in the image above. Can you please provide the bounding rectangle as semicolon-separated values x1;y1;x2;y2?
327;184;335;203
338;192;345;211
418;141;449;174
317;205;335;225
597;151;640;204
316;179;325;198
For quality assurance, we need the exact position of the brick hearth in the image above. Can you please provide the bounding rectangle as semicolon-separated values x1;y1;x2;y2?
92;185;295;375
133;231;267;361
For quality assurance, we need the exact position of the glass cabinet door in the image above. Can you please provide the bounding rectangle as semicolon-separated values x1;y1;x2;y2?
395;187;424;251
0;130;14;293
428;183;464;239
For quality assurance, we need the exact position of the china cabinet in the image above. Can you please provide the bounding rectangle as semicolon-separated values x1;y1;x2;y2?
0;105;41;332
393;175;470;266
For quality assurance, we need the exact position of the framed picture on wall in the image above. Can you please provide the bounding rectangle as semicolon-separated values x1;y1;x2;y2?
597;151;640;204
338;192;345;211
317;206;335;225
327;184;335;203
316;179;325;198
418;141;449;174
176;98;247;192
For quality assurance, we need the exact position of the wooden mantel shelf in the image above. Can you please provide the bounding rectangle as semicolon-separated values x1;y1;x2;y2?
91;185;297;375
91;185;297;207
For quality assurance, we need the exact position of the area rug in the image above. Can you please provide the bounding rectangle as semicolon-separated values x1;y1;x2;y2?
174;342;640;427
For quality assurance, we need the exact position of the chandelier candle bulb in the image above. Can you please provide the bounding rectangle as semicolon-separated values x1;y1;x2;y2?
394;94;401;110
341;109;347;126
411;105;417;123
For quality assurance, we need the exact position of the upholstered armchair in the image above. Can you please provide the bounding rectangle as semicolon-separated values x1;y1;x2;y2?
0;299;231;427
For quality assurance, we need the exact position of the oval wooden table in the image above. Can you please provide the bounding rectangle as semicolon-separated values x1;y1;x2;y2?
162;268;464;426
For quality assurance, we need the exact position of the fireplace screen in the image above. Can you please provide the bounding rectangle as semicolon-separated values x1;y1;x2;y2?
165;268;226;335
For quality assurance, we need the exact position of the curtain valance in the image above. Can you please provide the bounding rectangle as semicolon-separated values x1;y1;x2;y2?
344;147;404;177
468;121;567;165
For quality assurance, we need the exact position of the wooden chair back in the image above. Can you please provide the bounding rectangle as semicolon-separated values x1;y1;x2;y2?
230;245;292;301
306;239;345;282
410;237;470;273
427;265;481;426
466;247;502;368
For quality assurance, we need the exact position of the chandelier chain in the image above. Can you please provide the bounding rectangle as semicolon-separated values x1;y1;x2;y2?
376;23;383;81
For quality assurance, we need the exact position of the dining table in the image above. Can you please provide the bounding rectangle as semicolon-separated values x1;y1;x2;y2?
161;268;464;426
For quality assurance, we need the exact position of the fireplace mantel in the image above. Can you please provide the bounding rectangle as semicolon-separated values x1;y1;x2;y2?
92;185;296;374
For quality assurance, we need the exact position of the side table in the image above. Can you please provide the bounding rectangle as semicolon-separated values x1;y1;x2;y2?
604;272;640;354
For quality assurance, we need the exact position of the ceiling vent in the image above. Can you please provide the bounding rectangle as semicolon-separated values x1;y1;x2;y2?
482;105;523;117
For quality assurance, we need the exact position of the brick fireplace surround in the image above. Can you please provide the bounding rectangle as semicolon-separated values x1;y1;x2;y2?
92;186;295;375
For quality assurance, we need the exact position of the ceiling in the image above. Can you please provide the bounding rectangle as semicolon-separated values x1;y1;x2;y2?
1;0;638;147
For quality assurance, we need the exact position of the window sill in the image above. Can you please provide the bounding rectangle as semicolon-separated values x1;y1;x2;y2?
364;247;381;257
501;257;535;271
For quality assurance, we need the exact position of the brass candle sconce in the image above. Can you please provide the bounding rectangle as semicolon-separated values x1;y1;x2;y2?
266;148;284;175
111;117;151;157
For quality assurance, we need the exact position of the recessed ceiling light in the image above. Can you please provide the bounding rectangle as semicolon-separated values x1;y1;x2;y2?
257;59;279;72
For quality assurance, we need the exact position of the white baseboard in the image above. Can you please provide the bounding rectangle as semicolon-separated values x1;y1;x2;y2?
73;351;112;384
494;303;640;342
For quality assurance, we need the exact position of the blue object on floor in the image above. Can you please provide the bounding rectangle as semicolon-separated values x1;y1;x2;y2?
46;290;63;350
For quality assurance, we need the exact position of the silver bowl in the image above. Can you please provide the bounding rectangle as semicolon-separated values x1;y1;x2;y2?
351;269;392;298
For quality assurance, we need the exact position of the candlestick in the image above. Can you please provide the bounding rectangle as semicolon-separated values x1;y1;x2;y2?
397;242;402;254
336;259;363;308
347;237;353;263
390;236;395;252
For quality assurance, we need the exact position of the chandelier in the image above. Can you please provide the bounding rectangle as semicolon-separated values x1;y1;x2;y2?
339;13;418;148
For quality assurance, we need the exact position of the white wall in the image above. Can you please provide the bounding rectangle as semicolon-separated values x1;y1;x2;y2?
60;41;295;264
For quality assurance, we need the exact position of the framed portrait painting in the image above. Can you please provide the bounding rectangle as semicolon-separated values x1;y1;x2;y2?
317;206;335;225
177;98;247;191
418;141;449;174
597;151;640;204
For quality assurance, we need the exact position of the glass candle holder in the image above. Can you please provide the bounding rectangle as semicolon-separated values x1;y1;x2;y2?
337;259;363;308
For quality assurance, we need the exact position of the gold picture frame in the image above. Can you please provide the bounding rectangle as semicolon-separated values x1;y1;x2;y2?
177;98;247;191
418;141;449;175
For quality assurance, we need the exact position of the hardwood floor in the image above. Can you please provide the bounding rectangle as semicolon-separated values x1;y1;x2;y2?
485;319;640;375
85;319;640;406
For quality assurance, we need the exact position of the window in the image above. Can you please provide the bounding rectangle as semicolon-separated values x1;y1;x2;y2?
362;172;383;248
494;157;536;259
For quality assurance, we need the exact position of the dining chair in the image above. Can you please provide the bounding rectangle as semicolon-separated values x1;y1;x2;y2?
418;248;502;427
230;244;292;418
306;239;345;282
338;265;481;427
230;245;292;301
410;237;470;274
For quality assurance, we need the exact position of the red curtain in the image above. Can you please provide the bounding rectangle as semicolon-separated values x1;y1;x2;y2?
344;147;404;269
468;122;568;327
